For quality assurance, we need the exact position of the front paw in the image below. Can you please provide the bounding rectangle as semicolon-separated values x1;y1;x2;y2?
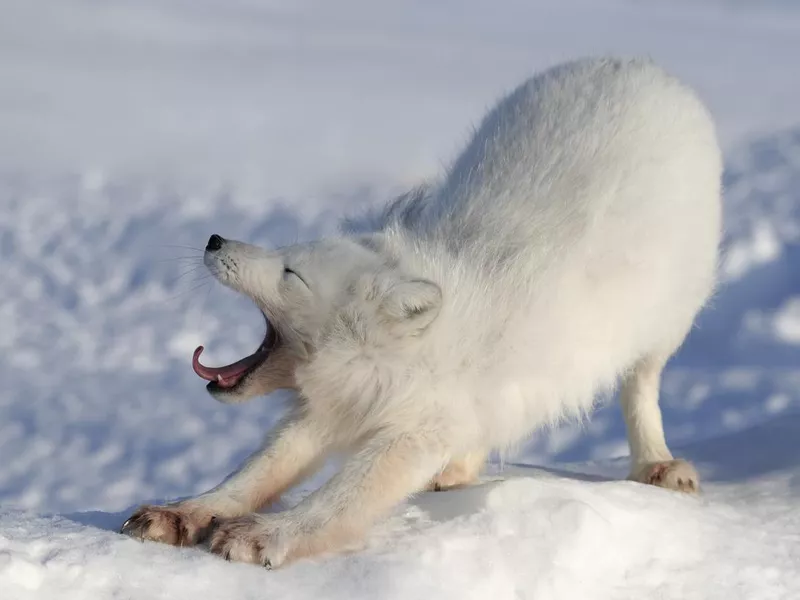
207;514;296;569
120;503;214;546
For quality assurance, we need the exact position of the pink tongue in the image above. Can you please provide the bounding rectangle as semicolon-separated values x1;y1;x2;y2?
192;346;264;388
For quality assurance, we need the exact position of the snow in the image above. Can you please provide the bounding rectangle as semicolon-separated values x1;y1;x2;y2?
4;422;800;600
1;0;800;598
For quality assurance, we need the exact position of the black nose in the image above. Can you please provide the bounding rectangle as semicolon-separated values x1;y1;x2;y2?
206;234;224;252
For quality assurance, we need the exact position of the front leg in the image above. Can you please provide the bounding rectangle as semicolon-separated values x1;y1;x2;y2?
121;412;328;546
208;432;444;567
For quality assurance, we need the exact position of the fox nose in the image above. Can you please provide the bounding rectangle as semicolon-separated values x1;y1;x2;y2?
206;234;225;252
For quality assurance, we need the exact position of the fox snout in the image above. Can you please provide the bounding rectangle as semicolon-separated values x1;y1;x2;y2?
206;233;225;252
203;235;283;302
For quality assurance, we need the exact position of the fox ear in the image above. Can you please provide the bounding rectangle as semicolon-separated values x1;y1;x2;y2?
379;277;442;334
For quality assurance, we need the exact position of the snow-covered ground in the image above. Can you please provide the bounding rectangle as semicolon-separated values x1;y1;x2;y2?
1;1;800;598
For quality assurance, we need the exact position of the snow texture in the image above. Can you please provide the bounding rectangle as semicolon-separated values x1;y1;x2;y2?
1;1;799;598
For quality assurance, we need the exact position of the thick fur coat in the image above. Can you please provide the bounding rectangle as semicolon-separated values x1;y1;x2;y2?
122;57;722;567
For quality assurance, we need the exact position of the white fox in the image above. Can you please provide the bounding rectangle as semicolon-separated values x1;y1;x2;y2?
122;56;722;568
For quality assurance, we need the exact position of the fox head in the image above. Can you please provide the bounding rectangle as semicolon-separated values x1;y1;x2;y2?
193;233;442;403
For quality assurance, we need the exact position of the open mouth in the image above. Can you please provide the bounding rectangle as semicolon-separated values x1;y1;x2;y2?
192;318;278;390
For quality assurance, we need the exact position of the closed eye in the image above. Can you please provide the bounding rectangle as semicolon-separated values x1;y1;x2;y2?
283;266;309;288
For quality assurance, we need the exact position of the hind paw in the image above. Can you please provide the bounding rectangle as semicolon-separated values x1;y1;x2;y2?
630;459;699;494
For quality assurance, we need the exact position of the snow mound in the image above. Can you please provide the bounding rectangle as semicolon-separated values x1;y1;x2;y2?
3;416;799;600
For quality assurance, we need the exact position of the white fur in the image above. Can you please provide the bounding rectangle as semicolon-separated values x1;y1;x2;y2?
123;57;721;566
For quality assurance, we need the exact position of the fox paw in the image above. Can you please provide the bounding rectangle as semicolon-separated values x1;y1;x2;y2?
207;514;296;569
120;504;214;546
427;454;484;492
630;459;699;494
427;466;479;492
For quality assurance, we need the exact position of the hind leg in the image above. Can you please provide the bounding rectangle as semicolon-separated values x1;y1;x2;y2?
620;354;699;494
427;451;486;491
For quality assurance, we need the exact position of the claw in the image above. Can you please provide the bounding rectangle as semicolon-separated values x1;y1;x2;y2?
120;518;132;534
119;512;157;543
120;514;148;539
263;559;272;570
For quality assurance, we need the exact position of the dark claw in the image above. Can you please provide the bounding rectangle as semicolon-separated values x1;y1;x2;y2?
119;518;132;534
224;549;231;561
120;513;151;540
263;559;272;570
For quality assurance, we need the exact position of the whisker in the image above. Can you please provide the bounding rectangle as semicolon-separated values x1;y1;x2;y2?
160;244;206;252
166;281;212;304
155;258;205;266
171;266;210;284
201;280;215;312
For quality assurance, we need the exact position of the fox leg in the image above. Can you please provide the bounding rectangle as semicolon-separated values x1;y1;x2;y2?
620;354;699;494
120;412;329;545
207;431;445;567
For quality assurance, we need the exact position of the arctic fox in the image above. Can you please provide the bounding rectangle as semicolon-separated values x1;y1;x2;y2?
122;57;722;568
